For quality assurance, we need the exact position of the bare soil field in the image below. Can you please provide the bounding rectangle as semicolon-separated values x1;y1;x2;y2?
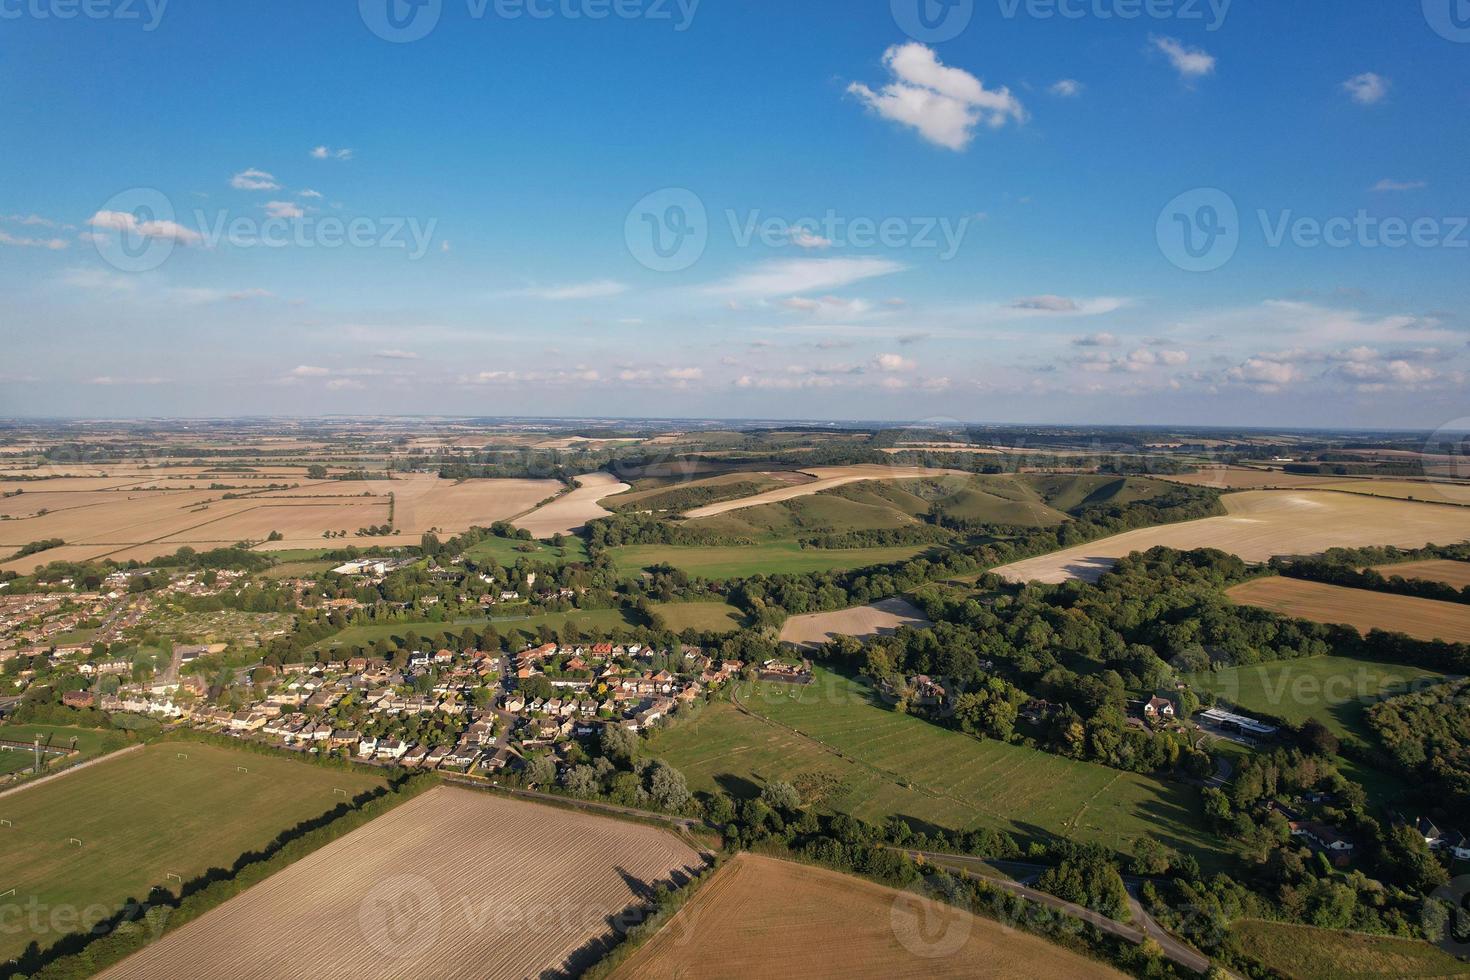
610;853;1124;980
779;597;934;648
1226;577;1470;643
100;787;703;980
386;474;559;532
682;465;965;519
513;473;631;538
1372;558;1470;589
993;491;1470;584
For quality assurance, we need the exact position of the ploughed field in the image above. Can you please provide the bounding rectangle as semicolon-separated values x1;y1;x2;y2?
778;597;933;648
99;787;704;980
992;491;1470;584
1371;558;1470;589
1226;577;1470;644
610;852;1126;980
0;742;385;963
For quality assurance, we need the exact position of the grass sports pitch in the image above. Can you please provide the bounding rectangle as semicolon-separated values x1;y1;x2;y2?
0;742;384;963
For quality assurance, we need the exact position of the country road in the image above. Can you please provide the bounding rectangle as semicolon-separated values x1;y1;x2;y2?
903;849;1212;974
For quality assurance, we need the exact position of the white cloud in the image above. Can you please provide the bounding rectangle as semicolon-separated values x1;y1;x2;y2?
231;168;281;191
2;213;62;228
291;365;331;377
874;353;916;372
1049;79;1083;97
847;43;1026;151
1150;35;1216;80
88;210;202;245
326;378;366;391
1072;332;1119;348
298;189;324;199
790;227;833;249
1007;295;1127;317
511;279;630;301
705;257;904;298
0;230;67;250
1371;178;1424;192
780;295;872;316
374;349;421;360
264;200;305;219
311;145;354;161
86;376;168;386
1227;357;1303;391
1343;72;1389;105
665;367;704;381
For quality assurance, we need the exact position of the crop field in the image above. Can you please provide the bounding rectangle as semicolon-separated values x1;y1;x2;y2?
1161;468;1372;490
993;490;1470;584
779;597;933;648
513;473;631;538
1227;578;1470;643
1372;558;1470;589
681;465;965;519
610;471;810;513
0;472;570;569
647;668;1221;865
100;787;704;980
611;852;1125;980
1184;655;1447;742
464;534;591;565
649;601;746;632
0;742;385;963
608;541;935;579
311;607;640;652
1229;919;1470;979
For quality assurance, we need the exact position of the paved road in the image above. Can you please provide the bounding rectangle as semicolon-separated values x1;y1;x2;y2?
904;849;1212;974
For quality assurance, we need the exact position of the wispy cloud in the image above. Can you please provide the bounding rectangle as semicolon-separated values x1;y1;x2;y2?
311;145;354;161
230;168;280;191
705;257;904;298
87;210;201;245
509;279;630;301
1371;178;1426;192
1150;35;1216;80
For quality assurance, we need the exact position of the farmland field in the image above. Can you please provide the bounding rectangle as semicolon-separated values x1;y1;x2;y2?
0;742;385;963
1230;918;1470;979
513;473;631;538
1226;578;1470;643
608;541;935;579
0;472;569;569
681;465;965;519
1372;558;1470;589
993;491;1470;584
1184;656;1447;742
611;852;1125;980
100;787;704;980
464;534;591;565
650;601;746;633
779;597;933;648
647;668;1222;865
311;607;640;652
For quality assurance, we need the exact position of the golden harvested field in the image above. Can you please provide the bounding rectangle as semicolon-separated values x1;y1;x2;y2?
611;853;1125;980
1373;558;1470;589
1316;479;1470;504
779;597;933;648
0;473;567;565
513;473;631;538
993;491;1470;584
1160;468;1355;490
682;465;966;519
100;787;703;980
1226;578;1470;643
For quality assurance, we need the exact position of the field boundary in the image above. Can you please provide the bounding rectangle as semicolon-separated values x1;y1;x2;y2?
0;742;143;801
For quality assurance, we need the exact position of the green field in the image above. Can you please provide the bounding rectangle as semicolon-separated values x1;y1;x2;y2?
312;607;640;652
609;542;935;579
649;601;746;633
259;559;338;579
0;742;385;962
648;667;1222;865
0;724;127;778
1185;655;1447;743
464;535;590;565
1230;919;1470;979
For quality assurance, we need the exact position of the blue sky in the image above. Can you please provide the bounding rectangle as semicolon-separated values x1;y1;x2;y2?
1;0;1467;427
